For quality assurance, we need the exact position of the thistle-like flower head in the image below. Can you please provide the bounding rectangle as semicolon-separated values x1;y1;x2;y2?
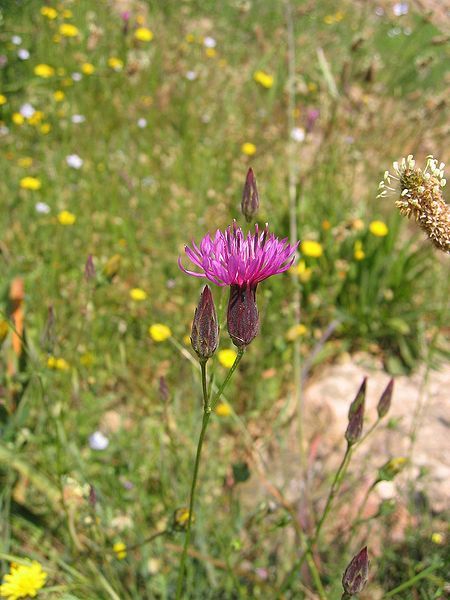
179;221;298;287
378;155;449;253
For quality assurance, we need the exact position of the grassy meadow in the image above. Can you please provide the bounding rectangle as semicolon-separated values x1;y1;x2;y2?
0;0;449;598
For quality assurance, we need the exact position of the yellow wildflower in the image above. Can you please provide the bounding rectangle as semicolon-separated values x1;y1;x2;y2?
0;94;7;105
59;23;78;37
431;532;443;545
81;62;95;75
20;177;41;191
300;240;323;258
205;48;216;58
40;123;51;135
17;157;33;168
241;142;256;156
57;210;76;225
369;220;389;237
28;111;44;125
12;113;25;125
218;349;237;368
216;402;232;416
322;219;331;231
286;323;307;341
149;324;171;342
108;57;124;71
113;542;127;560
40;6;58;19
307;82;317;92
183;334;191;346
185;33;195;43
62;9;72;18
80;352;94;367
34;64;55;78
53;90;65;102
134;27;153;42
173;507;193;530
53;34;61;44
47;356;70;371
292;260;312;283
0;561;47;600
324;14;334;25
253;70;274;89
136;15;145;25
354;240;365;261
129;288;147;301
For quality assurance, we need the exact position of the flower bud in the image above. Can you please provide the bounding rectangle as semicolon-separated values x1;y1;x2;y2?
377;378;394;419
241;168;259;223
227;284;259;347
190;285;219;361
342;546;369;596
345;378;366;445
84;254;96;281
377;457;407;482
172;507;193;531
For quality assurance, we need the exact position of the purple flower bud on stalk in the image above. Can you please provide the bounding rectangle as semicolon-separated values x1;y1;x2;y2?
342;546;369;596
345;378;367;445
84;254;96;281
227;284;259;347
190;285;219;360
241;168;259;223
377;378;394;419
306;108;320;133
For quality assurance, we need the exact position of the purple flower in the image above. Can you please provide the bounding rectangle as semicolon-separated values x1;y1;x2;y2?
179;222;298;346
179;221;298;288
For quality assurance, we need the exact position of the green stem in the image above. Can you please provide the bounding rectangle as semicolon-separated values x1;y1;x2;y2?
382;562;442;598
175;349;244;598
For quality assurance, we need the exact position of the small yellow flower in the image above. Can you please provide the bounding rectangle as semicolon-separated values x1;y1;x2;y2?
136;14;145;25
20;177;41;191
40;123;51;135
218;349;237;368
292;260;312;283
0;560;47;600
324;14;335;25
183;334;191;346
12;113;25;125
53;90;65;102
113;542;127;560
185;33;195;43
62;9;73;18
369;220;389;237
129;288;147;301
47;356;70;371
57;210;76;225
253;70;274;89
134;27;153;42
28;111;44;126
173;507;193;530
34;64;55;78
354;240;365;261
0;94;7;105
80;352;94;367
216;402;232;416
205;47;216;58
322;219;331;231
59;23;79;37
307;82;317;93
300;240;323;258
81;62;95;75
40;6;58;19
431;532;443;545
17;157;33;168
108;57;124;71
241;142;256;156
149;324;171;342
285;323;308;341
53;34;61;44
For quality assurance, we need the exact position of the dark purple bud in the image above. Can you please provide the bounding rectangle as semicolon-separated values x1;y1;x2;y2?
88;484;97;507
377;378;394;419
348;377;367;419
345;404;364;445
227;284;259;347
191;285;219;360
342;546;369;596
84;254;96;281
345;378;367;445
241;168;259;223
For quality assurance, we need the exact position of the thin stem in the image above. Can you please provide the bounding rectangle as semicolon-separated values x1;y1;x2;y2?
175;349;244;598
382;562;442;598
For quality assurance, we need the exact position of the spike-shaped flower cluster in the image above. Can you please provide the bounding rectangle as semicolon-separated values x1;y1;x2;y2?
378;155;450;253
179;221;298;287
